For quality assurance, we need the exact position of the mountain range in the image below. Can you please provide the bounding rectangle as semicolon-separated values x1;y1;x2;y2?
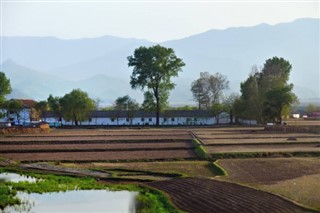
1;18;319;106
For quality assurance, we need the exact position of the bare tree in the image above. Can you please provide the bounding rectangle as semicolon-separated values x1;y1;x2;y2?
191;72;229;109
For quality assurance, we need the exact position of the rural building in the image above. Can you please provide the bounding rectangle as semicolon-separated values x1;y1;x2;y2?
0;99;39;125
41;110;232;126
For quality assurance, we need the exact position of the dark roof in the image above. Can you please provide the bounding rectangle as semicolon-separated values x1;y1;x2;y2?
42;110;216;118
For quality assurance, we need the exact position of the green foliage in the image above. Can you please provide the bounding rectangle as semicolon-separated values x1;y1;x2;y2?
0;72;12;105
2;99;24;121
114;95;140;111
191;139;207;158
238;57;296;124
60;89;95;125
47;94;63;122
209;161;227;176
0;185;20;209
0;169;182;212
142;90;168;112
113;95;140;124
136;188;183;213
128;45;185;125
263;85;296;123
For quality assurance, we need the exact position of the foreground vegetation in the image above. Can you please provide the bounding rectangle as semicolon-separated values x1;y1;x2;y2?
0;168;181;212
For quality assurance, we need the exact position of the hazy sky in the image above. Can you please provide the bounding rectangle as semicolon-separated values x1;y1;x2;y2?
1;0;319;42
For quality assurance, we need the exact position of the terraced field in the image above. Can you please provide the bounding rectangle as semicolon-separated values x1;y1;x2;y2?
0;129;197;162
193;127;320;156
147;178;313;213
1;126;319;212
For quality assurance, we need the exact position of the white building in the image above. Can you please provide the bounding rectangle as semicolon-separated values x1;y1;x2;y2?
0;99;38;125
41;110;231;126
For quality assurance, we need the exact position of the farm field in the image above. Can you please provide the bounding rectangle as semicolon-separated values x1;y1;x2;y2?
216;158;320;210
0;129;197;162
65;160;216;178
205;143;320;154
1;126;320;212
193;127;319;157
147;177;312;213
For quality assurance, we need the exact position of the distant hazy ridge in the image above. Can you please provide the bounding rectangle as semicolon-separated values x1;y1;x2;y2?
1;18;319;105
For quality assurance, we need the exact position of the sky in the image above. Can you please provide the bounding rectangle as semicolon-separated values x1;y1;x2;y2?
1;0;319;42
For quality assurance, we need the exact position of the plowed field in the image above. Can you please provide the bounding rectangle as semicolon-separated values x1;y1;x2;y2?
0;129;197;162
147;178;312;213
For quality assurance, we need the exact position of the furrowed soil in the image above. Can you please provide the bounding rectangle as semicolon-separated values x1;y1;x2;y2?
0;129;197;162
147;178;313;213
216;158;320;210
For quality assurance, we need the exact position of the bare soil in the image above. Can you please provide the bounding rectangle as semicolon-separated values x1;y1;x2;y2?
216;158;320;184
0;141;193;152
206;143;320;154
147;178;312;213
0;150;197;162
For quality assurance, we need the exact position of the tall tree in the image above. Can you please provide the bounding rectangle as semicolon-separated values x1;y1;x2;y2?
35;100;48;121
263;85;296;123
190;77;207;110
113;95;140;124
238;57;296;124
47;95;63;124
0;72;12;106
191;72;229;110
128;45;185;125
60;89;95;126
222;93;240;124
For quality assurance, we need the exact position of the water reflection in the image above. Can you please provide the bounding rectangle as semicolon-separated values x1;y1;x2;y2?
0;173;37;183
2;189;137;213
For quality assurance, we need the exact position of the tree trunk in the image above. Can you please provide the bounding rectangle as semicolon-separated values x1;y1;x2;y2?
155;93;160;126
74;113;78;126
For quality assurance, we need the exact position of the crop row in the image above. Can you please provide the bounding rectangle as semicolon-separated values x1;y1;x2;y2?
147;178;311;213
0;150;197;162
0;142;194;152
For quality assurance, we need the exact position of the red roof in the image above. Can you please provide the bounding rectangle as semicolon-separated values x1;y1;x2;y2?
14;99;37;108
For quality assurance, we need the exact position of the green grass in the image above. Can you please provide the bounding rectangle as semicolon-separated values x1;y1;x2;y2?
191;139;207;158
209;161;227;176
0;168;181;212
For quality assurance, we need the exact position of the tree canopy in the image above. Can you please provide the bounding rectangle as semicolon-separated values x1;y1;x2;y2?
237;57;296;124
128;45;185;125
60;89;95;126
0;72;12;105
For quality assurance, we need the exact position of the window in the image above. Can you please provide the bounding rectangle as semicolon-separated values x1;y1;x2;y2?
149;118;152;122
164;118;167;122
126;118;129;122
171;118;175;121
141;118;144;122
111;118;115;122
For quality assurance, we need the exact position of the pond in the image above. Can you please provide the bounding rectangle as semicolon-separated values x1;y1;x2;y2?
0;173;138;213
2;190;137;213
0;172;37;183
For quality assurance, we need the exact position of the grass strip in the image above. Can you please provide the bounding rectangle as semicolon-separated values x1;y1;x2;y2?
209;160;227;176
191;139;207;159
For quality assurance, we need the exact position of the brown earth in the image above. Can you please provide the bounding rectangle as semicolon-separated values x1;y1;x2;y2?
0;141;194;152
206;143;320;154
147;178;312;213
0;150;197;162
216;158;320;184
0;135;192;142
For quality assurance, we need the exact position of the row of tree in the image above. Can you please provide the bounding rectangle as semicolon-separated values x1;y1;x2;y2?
0;44;297;126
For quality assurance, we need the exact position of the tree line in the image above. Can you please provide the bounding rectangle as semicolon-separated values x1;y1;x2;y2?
0;45;297;126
